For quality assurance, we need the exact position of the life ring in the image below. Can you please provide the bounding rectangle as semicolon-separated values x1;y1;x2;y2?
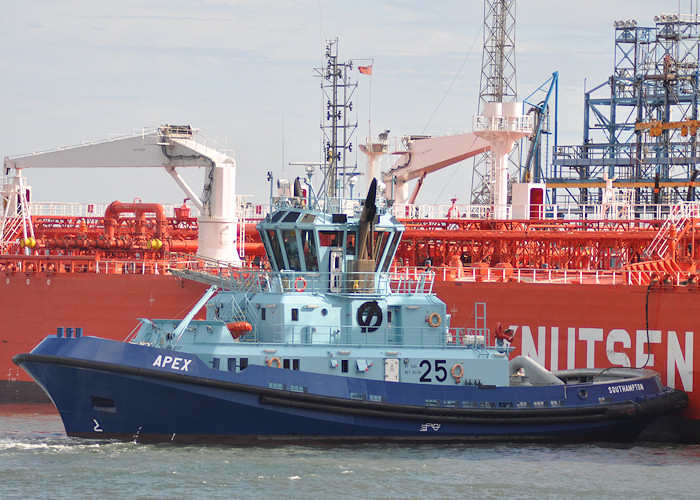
294;276;307;292
451;363;464;384
267;357;282;368
427;312;441;327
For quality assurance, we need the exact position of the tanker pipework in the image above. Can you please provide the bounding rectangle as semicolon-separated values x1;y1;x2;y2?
104;201;166;240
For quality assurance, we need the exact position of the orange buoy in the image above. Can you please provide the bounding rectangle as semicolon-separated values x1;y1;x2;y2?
227;321;253;339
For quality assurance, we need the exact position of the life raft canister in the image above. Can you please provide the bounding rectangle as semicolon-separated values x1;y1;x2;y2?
227;322;253;339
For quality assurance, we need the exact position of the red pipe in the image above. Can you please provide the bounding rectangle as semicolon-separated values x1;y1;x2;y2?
104;201;167;239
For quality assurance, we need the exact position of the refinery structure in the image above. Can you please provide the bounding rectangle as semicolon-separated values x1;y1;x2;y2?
549;13;700;205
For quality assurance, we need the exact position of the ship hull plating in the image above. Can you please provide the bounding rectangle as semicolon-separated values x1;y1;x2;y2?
13;336;687;444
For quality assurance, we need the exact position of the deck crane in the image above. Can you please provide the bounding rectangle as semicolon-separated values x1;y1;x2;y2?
3;125;242;265
521;72;558;184
382;133;490;204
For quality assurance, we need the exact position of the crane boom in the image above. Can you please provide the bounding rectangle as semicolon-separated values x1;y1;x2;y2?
383;133;490;204
3;125;241;265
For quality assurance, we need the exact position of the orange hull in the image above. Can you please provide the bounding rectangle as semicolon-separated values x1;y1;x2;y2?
0;271;208;401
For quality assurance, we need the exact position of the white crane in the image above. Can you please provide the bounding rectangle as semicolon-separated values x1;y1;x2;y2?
3;125;241;265
382;132;490;204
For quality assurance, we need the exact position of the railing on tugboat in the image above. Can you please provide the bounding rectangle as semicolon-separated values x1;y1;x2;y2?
231;322;496;350
165;253;436;295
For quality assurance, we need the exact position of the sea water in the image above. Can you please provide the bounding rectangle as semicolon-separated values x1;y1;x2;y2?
1;404;699;500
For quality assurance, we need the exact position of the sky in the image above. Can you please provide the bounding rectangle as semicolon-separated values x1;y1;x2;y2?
0;0;686;208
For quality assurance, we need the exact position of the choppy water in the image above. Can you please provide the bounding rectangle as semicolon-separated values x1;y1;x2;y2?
1;404;700;499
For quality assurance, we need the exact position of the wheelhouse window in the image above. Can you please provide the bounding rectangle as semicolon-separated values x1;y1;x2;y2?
319;230;342;247
381;233;400;272
282;229;301;270
265;229;285;271
301;229;319;271
346;231;356;256
374;230;388;271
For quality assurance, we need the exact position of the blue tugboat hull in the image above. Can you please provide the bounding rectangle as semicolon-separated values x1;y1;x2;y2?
14;336;688;444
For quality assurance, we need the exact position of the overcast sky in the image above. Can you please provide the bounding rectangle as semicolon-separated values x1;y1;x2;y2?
0;0;684;207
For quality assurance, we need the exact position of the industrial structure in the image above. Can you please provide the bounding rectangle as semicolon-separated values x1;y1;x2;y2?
470;0;519;205
550;14;700;205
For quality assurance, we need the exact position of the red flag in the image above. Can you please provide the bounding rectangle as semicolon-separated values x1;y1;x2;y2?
358;65;372;76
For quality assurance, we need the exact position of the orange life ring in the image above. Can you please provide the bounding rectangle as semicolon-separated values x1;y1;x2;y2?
267;357;282;368
451;363;464;383
294;276;307;292
427;312;441;327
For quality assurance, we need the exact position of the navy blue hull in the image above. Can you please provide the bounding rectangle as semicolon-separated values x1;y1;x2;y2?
14;337;688;444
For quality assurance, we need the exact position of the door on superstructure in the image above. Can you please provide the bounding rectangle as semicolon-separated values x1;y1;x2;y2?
384;358;400;382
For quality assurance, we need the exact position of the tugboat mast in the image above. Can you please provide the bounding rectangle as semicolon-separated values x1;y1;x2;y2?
314;38;358;202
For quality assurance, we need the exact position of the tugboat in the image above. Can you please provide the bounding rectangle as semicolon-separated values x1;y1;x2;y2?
13;178;687;444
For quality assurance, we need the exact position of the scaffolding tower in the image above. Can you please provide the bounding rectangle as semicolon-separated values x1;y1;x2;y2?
550;14;700;205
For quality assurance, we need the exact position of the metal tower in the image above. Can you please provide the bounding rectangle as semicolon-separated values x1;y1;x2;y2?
314;39;358;200
470;0;518;205
549;13;700;205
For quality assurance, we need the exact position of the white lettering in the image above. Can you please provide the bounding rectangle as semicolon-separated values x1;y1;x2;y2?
667;331;693;391
636;329;661;368
567;327;576;369
153;355;191;372
550;327;559;371
521;326;546;366
608;382;644;394
419;423;442;432
606;329;631;367
579;328;603;368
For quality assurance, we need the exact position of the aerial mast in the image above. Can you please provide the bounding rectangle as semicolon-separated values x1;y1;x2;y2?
470;0;518;206
314;39;358;202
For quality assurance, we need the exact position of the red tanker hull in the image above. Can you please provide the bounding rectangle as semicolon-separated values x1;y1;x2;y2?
0;271;208;402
